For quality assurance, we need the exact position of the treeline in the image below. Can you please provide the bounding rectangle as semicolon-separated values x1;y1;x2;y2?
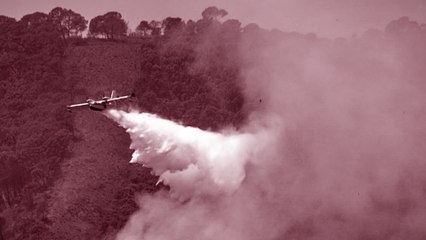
3;6;426;42
0;6;240;41
0;4;426;239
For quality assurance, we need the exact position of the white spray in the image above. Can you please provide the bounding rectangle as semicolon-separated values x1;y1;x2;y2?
107;110;279;201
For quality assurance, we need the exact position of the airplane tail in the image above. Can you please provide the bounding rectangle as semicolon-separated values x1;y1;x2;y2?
111;90;116;99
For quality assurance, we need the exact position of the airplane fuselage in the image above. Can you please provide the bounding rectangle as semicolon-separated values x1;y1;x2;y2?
88;99;109;111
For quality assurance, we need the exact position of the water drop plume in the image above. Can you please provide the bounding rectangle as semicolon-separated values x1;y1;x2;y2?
107;110;280;201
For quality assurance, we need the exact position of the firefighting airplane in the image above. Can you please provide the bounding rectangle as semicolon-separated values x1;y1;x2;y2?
67;90;134;111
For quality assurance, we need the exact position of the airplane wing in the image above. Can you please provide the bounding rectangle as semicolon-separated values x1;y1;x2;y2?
107;94;133;102
67;102;89;108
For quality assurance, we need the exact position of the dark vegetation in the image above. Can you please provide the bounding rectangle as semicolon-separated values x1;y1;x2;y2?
0;12;73;239
89;12;127;40
0;4;426;239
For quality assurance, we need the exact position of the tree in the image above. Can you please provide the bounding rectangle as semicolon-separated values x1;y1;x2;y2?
20;12;50;27
0;15;16;26
149;20;162;36
162;17;184;36
385;16;420;35
89;12;127;39
49;7;87;39
185;19;196;35
89;15;105;38
14;12;62;56
201;6;228;21
0;16;18;58
136;20;150;36
103;12;127;39
243;23;260;33
222;19;242;34
0;216;5;240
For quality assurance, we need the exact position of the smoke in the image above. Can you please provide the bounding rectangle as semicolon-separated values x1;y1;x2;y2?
106;111;287;240
234;31;426;239
108;27;426;240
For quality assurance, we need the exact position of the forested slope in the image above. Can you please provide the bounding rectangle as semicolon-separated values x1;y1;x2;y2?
1;6;426;240
0;7;248;239
42;18;247;240
45;41;157;240
0;14;74;239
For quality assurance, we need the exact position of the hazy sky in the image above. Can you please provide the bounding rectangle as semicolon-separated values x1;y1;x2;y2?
1;0;425;38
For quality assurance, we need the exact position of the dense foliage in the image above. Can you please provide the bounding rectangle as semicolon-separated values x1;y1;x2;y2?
49;7;87;39
135;17;245;130
89;12;128;40
1;5;426;240
0;11;73;239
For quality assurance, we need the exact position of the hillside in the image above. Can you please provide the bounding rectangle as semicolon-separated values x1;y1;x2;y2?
0;10;248;239
46;41;159;239
41;35;246;239
64;41;141;97
1;8;426;240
